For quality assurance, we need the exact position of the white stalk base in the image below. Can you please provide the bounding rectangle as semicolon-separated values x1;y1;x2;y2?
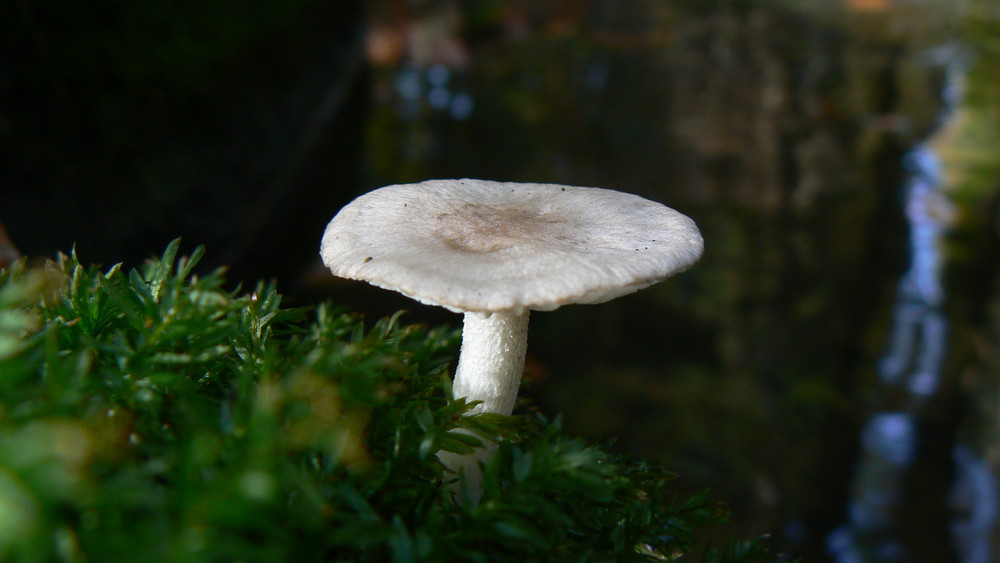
453;311;530;417
439;311;530;502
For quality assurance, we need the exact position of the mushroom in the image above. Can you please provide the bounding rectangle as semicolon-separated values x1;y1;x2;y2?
320;179;703;497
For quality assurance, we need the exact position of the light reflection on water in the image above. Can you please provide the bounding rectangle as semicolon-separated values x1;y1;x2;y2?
393;64;474;121
828;60;998;562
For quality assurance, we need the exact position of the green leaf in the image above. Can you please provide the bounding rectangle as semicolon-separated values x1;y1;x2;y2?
147;238;180;300
100;264;145;329
177;244;206;281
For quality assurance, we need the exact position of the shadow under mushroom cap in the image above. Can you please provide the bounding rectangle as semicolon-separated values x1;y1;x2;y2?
320;179;704;314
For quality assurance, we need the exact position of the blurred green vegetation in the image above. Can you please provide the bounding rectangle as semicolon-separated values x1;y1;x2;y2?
0;241;776;562
940;0;1000;497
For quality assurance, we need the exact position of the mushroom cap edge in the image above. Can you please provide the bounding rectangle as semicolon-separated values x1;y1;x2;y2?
320;179;704;314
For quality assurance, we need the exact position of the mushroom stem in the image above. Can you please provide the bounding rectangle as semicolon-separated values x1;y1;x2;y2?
440;310;530;501
453;310;531;417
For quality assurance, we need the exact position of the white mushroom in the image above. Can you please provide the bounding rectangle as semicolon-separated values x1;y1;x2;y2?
320;179;703;498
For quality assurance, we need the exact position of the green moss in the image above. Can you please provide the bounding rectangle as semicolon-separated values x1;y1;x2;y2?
0;241;773;562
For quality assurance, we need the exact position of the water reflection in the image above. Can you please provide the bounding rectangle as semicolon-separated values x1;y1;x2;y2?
950;444;999;563
828;65;997;561
360;1;1000;560
393;64;473;121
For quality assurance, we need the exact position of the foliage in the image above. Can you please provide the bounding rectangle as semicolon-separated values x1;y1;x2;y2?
0;241;773;562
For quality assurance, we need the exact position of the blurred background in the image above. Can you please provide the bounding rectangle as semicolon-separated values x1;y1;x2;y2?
4;0;1000;560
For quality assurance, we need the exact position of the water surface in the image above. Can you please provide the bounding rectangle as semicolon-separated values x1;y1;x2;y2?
360;1;1000;559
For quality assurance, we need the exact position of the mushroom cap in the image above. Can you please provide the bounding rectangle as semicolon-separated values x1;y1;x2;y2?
320;179;704;314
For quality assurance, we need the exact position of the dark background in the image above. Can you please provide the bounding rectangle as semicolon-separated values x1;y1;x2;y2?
2;0;368;288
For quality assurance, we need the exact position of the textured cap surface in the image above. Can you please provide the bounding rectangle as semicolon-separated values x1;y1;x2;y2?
320;179;703;313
